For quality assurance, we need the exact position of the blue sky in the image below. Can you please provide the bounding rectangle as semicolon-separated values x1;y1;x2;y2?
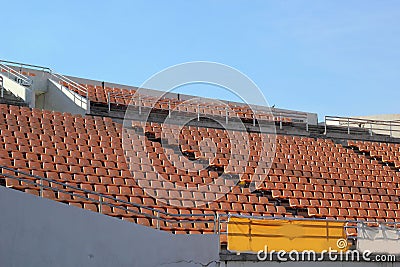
2;1;400;120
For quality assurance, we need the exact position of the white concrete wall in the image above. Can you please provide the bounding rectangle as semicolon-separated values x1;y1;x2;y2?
29;70;52;93
0;73;35;107
357;223;400;255
43;79;87;115
0;187;219;267
35;92;46;109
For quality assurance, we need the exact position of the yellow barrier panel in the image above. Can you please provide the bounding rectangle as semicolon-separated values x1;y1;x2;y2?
227;217;348;253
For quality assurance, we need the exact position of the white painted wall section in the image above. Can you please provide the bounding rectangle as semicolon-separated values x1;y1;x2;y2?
0;73;34;107
0;187;219;267
44;79;87;115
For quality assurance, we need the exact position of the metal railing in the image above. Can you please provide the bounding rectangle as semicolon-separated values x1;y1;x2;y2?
325;116;400;138
0;59;52;73
51;74;90;113
52;73;88;97
357;221;400;240
107;91;310;131
269;108;309;130
0;165;216;232
0;63;33;87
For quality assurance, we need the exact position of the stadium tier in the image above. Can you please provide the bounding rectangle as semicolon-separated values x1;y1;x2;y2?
1;61;400;266
59;81;295;122
0;105;399;225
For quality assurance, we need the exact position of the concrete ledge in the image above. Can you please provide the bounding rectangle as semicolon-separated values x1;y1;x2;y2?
0;186;219;267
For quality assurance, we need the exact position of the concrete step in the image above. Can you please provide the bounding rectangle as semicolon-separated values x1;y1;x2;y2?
0;89;27;106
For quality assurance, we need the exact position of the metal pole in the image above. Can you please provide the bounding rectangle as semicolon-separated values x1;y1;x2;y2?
139;96;142;115
253;113;256;127
279;113;283;130
213;213;218;234
86;89;90;114
370;123;373;136
40;177;43;197
217;214;221;256
168;101;171;118
156;211;160;230
347;118;350;135
324;117;327;135
197;104;200;121
225;107;228;124
306;117;309;132
99;196;103;214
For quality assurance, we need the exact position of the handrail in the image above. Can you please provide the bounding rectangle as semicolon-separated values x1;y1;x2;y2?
356;221;400;241
0;59;52;73
219;212;400;225
107;92;309;130
0;63;33;87
108;91;137;97
325;116;400;138
51;73;88;97
107;90;307;113
0;165;216;230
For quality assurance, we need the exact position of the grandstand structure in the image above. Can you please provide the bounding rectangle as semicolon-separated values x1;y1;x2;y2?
0;59;400;266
